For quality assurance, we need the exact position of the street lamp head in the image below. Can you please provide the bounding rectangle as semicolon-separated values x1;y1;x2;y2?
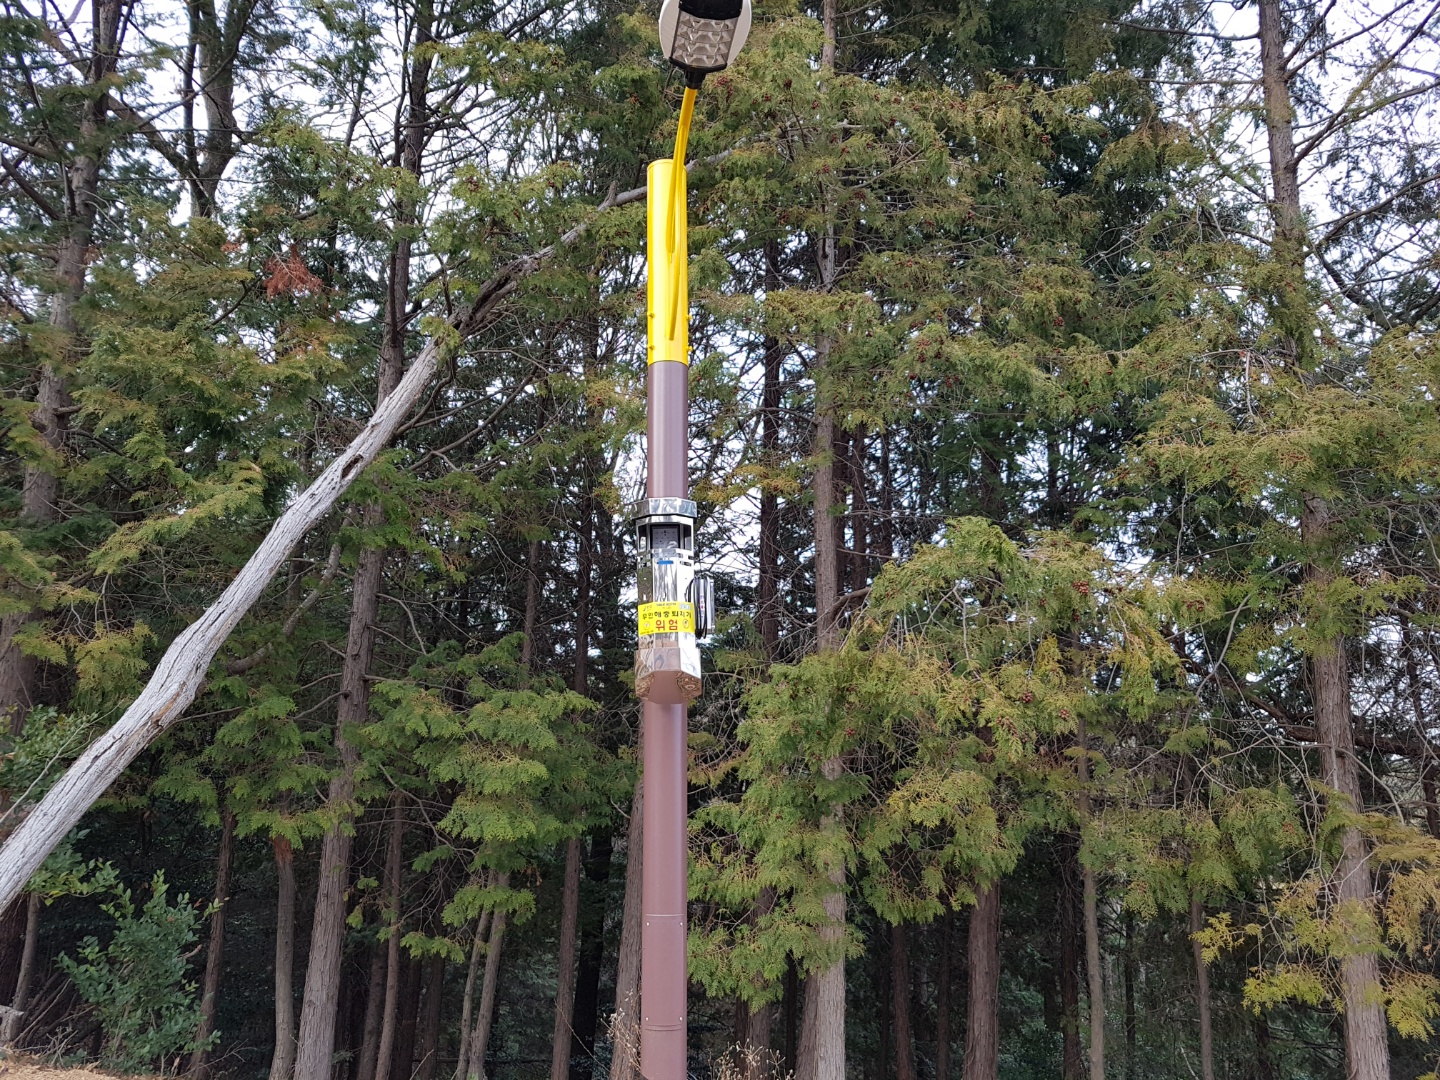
659;0;752;87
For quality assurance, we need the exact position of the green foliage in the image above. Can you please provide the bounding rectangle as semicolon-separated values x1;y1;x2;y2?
57;870;216;1073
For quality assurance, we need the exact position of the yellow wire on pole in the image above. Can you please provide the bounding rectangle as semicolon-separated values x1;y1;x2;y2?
665;87;697;340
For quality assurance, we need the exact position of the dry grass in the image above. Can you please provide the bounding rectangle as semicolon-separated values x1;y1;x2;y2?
0;1056;123;1080
710;1043;792;1080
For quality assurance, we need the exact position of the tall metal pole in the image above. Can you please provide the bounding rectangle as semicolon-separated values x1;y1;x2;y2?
641;152;691;1080
635;5;749;1071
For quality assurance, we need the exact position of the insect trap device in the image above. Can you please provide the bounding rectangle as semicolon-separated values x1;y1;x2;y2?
632;498;714;704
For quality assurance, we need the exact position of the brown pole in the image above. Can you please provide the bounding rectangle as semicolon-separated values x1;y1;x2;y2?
638;146;693;1079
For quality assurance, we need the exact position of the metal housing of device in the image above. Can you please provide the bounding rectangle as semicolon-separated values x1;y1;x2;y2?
658;0;752;84
632;498;703;704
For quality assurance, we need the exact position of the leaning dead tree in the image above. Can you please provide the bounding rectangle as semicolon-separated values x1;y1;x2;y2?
0;169;685;913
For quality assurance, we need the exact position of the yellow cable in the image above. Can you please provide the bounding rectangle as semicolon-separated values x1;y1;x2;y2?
666;87;697;340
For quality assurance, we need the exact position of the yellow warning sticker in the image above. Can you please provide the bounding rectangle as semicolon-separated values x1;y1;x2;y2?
638;601;695;637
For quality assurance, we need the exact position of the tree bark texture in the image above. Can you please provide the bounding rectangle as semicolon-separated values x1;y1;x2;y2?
1123;914;1136;1080
358;935;389;1080
416;953;445;1080
466;872;510;1080
799;12;846;1065
1074;715;1104;1080
1400;615;1440;838
392;951;423;1080
0;891;40;1046
269;837;297;1080
608;777;643;1080
374;803;408;1080
0;0;128;727
1082;866;1103;1080
1059;839;1083;1080
794;755;846;1080
936;907;953;1080
758;241;784;661
892;923;917;1080
181;0;255;215
1189;896;1214;1080
962;882;1000;1080
1256;5;1391;1073
293;515;388;1080
454;905;493;1080
550;836;583;1080
783;957;798;1075
189;808;235;1077
739;885;778;1075
569;834;611;1080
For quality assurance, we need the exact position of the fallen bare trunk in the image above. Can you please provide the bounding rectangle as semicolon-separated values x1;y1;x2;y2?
0;317;452;913
0;169;679;913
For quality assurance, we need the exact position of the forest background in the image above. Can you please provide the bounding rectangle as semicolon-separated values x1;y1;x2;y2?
2;0;1440;1078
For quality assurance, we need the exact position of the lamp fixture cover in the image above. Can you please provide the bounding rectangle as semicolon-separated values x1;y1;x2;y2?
659;0;752;83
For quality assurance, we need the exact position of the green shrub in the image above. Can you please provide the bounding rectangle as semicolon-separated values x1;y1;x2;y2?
57;870;216;1073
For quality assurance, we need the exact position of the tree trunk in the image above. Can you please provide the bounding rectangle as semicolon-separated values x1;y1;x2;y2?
518;540;542;672
793;756;846;1080
358;935;389;1080
286;41;437;1061
758;242;784;661
875;929;890;1080
416;954;445;1080
550;837;583;1080
798;9;845;1071
374;804;408;1080
1074;715;1104;1080
293;518;386;1080
1399;614;1440;837
936;907;953;1080
892;923;917;1080
1122;914;1136;1080
393;951;423;1080
1082;866;1103;1079
1189;896;1214;1080
962;882;1000;1080
189;808;235;1077
269;837;298;1080
454;904;493;1080
607;778;643;1080
552;496;589;1080
738;885;778;1075
570;835;611;1080
183;0;252;216
1254;1010;1276;1080
1255;6;1391;1070
1059;839;1083;1080
1425;765;1440;842
466;872;510;1080
0;892;40;1047
783;956;798;1076
0;0;127;727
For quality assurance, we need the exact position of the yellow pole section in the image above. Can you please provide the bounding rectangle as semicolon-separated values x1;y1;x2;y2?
665;87;697;256
664;87;697;340
647;156;688;366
